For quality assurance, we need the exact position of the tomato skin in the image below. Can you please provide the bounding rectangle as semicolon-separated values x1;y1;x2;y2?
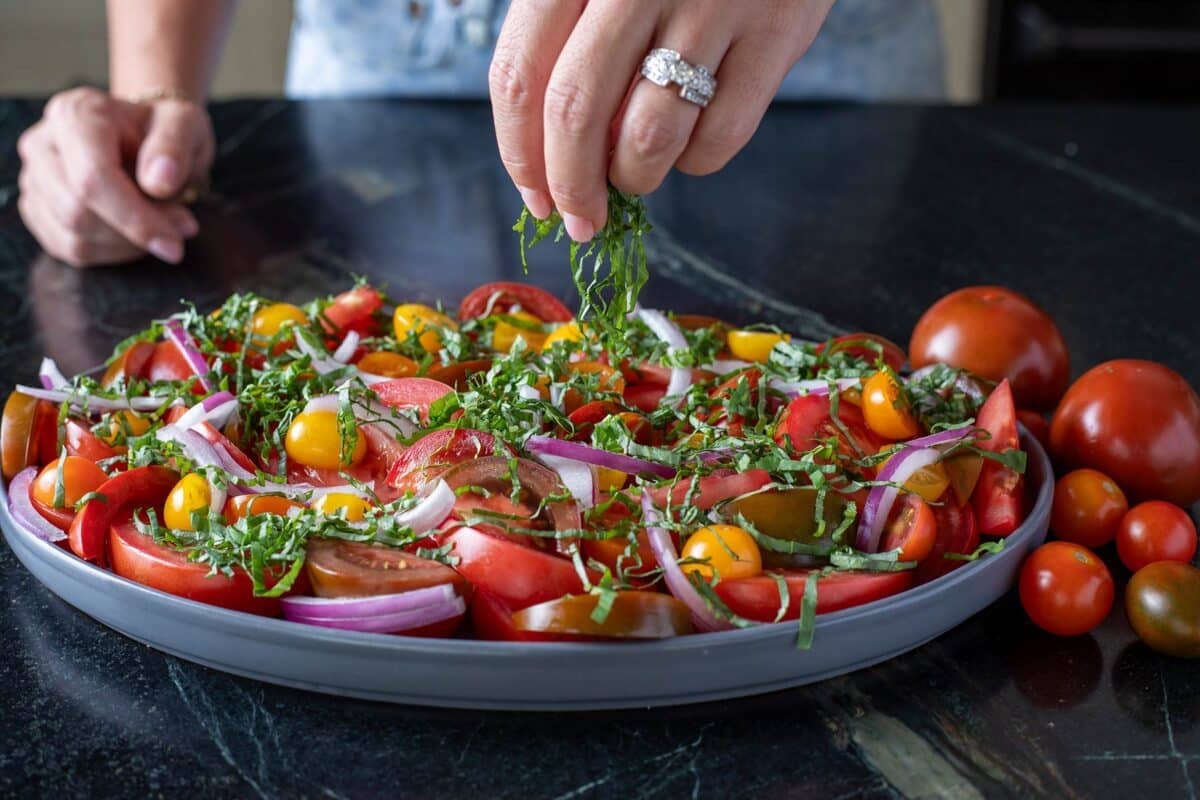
880;494;937;562
68;466;180;565
108;518;288;616
971;380;1024;537
144;341;199;385
644;469;771;512
680;524;763;581
102;341;155;387
1125;561;1200;658
714;569;914;623
305;539;468;600
861;371;920;441
322;286;384;335
458;281;574;323
31;496;77;531
1050;360;1200;507
370;377;454;419
1019;542;1114;637
32;456;108;509
512;592;693;639
1051;469;1128;549
910;286;1069;410
444;526;590;610
913;499;979;584
1115;501;1198;573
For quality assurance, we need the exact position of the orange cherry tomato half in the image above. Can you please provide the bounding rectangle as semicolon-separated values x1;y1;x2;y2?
223;494;305;524
2;391;54;479
861;371;920;441
1019;541;1114;637
1050;468;1128;549
31;456;109;510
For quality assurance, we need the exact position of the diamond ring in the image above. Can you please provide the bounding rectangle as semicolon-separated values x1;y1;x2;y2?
640;48;717;108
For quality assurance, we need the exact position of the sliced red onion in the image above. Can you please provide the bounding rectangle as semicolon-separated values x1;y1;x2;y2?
634;307;693;401
534;453;595;510
6;467;67;543
903;426;977;450
283;594;466;634
281;583;456;618
907;366;985;405
769;377;862;397
163;320;214;393
393;479;456;532
665;367;692;399
855;446;942;553
293;330;346;375
39;358;69;390
331;330;360;363
641;494;731;633
211;445;258;483
174;391;237;430
15;385;166;413
525;435;676;479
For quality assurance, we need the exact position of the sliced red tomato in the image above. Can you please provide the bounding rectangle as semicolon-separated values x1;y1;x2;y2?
101;341;154;387
444;526;592;609
65;420;120;462
321;286;384;335
68;465;180;565
644;468;771;511
109;517;292;615
913;498;980;584
306;539;468;600
776;393;888;462
370;377;453;421
816;334;906;372
32;496;76;531
624;383;667;413
2;392;55;479
512;592;693;639
457;282;574;323
426;359;493;391
880;493;937;562
714;569;914;622
470;590;579;642
385;428;504;495
972;380;1024;536
144;340;200;386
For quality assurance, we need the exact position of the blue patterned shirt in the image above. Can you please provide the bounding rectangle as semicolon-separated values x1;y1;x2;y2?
287;0;945;101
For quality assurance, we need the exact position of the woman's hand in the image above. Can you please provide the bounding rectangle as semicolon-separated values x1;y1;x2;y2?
490;0;834;241
17;87;213;267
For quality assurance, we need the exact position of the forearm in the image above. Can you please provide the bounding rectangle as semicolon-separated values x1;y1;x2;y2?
107;0;237;101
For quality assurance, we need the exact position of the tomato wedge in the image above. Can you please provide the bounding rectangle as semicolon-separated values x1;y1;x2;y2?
512;592;693;639
68;465;180;565
714;569;914;622
385;428;504;495
321;286;384;335
64;420;121;462
458;281;574;323
913;499;979;584
144;340;200;385
109;517;292;615
880;493;937;562
776;394;887;462
306;538;468;599
444;526;591;609
370;377;454;420
971;379;1024;536
102;341;154;387
2;391;55;479
645;468;771;512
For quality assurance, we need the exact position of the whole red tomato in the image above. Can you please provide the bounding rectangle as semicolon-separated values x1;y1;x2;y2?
909;286;1069;410
1050;360;1200;507
1116;501;1198;573
1125;561;1200;658
1019;541;1114;637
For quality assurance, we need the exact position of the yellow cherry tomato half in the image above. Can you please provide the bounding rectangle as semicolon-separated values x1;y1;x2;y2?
680;524;763;581
862;371;921;440
251;303;308;338
595;466;628;492
312;492;373;522
727;330;790;363
32;456;108;509
541;321;589;351
878;448;951;503
99;409;152;446
163;473;214;531
393;304;457;353
492;311;549;353
356;351;419;379
284;410;367;470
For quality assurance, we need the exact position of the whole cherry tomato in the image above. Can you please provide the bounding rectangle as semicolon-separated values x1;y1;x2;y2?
1125;561;1200;658
910;286;1069;411
1019;541;1114;637
1049;360;1200;507
1116;501;1198;573
1050;469;1128;549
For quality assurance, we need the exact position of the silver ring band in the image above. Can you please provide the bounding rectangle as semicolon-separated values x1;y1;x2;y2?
640;48;717;108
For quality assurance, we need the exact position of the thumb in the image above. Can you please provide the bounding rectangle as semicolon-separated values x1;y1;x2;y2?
135;100;208;199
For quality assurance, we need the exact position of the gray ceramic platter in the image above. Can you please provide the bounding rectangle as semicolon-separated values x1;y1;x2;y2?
0;433;1052;710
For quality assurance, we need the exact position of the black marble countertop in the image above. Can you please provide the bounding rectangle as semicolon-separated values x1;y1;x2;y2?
2;99;1199;799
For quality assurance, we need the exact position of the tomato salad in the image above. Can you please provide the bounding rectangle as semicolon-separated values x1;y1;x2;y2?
1;282;1030;644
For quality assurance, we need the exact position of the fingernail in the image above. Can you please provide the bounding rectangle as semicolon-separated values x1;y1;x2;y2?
562;213;595;243
175;210;199;238
517;185;552;220
147;237;183;264
145;155;181;194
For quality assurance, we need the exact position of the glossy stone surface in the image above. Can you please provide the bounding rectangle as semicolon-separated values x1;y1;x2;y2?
2;99;1199;798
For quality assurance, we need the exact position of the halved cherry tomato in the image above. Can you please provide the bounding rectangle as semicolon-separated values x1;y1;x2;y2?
1050;468;1128;549
880;494;936;562
566;400;623;441
444;526;591;609
250;303;308;343
321;286;384;335
862;371;920;441
680;524;762;580
312;492;373;522
385;428;503;495
426;359;493;391
370;377;454;421
69;465;180;565
306;538;468;599
109;516;292;615
163;473;214;530
32;456;108;510
101;341;154;387
96;410;152;449
645;469;771;512
583;532;659;587
913;499;979;584
816;334;906;372
2;391;55;479
285;410;367;470
458;281;574;323
512;592;693;639
66;419;121;461
393;304;457;353
1019;541;1113;636
721;487;853;568
776;393;887;463
727;330;789;363
714;569;914;622
541;321;590;351
972;380;1024;536
491;310;549;353
357;351;419;379
224;494;304;524
561;361;625;413
697;369;766;435
1116;501;1198;573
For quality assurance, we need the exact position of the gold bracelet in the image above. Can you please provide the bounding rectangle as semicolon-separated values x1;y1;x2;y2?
125;88;197;105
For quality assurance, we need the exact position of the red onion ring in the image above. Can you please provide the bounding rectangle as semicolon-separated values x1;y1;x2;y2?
39;357;69;390
282;593;465;633
281;583;456;618
15;385;166;413
634;307;693;401
641;493;732;633
163;320;214;393
393;479;456;533
525;435;676;479
6;467;68;543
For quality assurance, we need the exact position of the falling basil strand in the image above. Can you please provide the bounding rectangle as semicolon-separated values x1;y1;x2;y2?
514;187;651;340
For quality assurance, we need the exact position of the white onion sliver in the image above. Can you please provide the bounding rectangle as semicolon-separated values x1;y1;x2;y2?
15;385;166;413
304;394;341;414
768;377;862;397
855;447;942;553
665;367;692;398
331;330;360;363
393;479;456;533
294;331;346;375
641;494;732;632
39;358;69;390
535;453;595;510
6;468;68;543
634;307;688;350
700;359;755;375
